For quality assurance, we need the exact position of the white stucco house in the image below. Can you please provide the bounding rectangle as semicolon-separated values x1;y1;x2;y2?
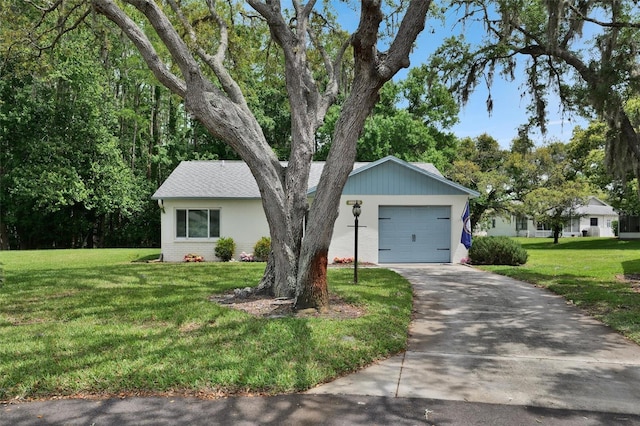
485;196;619;238
151;155;479;264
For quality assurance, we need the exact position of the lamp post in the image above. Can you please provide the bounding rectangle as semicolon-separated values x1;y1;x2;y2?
352;202;361;284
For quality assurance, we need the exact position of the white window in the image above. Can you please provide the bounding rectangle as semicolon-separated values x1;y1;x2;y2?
515;215;528;231
606;219;612;228
536;222;552;231
176;209;220;238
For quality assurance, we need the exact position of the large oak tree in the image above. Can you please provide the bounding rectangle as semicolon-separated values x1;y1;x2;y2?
26;0;433;310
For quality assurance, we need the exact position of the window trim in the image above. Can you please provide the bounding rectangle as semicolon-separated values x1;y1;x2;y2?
175;208;221;240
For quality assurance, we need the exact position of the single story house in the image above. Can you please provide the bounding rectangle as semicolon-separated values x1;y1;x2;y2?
151;155;479;264
485;196;618;238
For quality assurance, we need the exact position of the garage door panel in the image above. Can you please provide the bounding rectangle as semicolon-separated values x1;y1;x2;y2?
379;206;450;263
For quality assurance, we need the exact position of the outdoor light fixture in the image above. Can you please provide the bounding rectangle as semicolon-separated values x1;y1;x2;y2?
352;203;361;218
352;202;361;284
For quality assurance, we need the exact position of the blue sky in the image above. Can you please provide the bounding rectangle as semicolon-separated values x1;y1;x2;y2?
418;17;589;149
442;67;588;149
333;3;590;149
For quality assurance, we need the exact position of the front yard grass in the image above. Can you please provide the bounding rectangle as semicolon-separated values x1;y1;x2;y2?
0;249;412;401
477;237;640;345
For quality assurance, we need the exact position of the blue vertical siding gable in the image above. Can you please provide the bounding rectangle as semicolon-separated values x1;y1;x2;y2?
342;160;465;195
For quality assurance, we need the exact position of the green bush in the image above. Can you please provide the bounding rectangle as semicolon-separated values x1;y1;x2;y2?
253;236;271;262
469;236;528;266
214;237;236;262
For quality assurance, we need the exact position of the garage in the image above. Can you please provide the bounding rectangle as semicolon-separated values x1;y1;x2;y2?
378;206;451;263
310;156;478;264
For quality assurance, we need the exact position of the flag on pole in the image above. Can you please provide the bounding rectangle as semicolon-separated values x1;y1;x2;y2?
461;201;472;249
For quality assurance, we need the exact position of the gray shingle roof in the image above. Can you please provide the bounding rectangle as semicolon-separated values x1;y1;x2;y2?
575;197;617;216
151;158;445;200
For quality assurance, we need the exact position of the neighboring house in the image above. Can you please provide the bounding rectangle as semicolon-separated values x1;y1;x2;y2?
151;155;479;264
485;196;618;238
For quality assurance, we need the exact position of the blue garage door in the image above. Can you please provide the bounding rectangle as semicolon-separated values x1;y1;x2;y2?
378;206;451;263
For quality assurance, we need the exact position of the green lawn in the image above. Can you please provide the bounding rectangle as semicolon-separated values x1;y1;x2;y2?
477;237;640;344
0;249;412;401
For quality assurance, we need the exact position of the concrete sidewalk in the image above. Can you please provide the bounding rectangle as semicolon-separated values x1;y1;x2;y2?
3;264;640;425
307;264;640;416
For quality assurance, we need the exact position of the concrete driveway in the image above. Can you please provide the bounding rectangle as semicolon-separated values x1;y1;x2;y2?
307;264;640;415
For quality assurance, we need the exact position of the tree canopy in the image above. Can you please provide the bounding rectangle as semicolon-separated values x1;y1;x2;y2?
433;0;640;185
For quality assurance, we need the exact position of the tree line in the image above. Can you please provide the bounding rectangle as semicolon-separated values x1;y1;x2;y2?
2;26;636;250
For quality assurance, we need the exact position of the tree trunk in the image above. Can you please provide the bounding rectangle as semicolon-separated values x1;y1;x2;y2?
270;235;299;298
256;251;276;296
0;220;9;250
294;0;431;309
296;249;329;312
149;85;161;179
294;79;384;309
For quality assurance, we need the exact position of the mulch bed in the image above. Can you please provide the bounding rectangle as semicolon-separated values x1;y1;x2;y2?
209;291;365;319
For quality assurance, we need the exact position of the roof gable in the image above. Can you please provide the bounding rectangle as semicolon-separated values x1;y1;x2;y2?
576;197;617;216
587;196;607;207
339;156;477;196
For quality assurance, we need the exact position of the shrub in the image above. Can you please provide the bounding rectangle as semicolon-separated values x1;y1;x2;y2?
253;237;271;261
468;236;528;266
214;237;236;262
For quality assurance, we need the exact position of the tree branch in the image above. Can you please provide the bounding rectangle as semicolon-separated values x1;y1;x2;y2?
27;1;91;52
306;16;351;123
24;0;63;13
92;0;187;96
249;0;323;132
319;35;353;122
118;0;210;89
352;0;383;67
517;44;598;84
382;0;432;79
568;4;640;29
164;0;248;109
